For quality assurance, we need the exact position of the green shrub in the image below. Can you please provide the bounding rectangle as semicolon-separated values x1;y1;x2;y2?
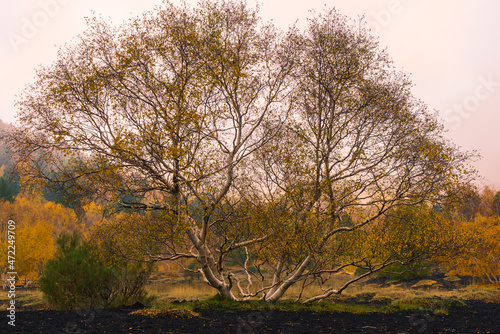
377;261;432;280
39;232;153;310
101;261;155;307
355;261;432;280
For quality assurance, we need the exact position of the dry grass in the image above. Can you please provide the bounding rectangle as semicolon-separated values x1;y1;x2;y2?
129;306;199;319
0;288;47;310
454;285;500;303
146;282;216;302
338;282;499;302
5;275;499;316
143;275;499;316
145;274;500;305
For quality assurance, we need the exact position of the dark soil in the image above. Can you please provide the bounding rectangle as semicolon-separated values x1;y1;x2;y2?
2;300;499;333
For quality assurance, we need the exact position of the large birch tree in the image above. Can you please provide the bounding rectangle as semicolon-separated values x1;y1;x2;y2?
5;0;473;302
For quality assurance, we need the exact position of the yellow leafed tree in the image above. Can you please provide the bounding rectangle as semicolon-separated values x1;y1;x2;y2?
0;195;83;283
15;220;55;284
450;214;500;284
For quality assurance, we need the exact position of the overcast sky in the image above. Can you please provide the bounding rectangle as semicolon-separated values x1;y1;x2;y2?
1;0;499;188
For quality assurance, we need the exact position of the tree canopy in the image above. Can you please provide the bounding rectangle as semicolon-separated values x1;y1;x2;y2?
4;0;475;302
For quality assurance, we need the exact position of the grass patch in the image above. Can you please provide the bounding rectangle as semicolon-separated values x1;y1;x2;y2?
176;293;463;315
7;278;497;316
456;286;500;303
142;278;479;316
189;294;383;314
129;304;199;319
124;292;467;318
145;281;215;302
388;297;465;315
0;289;47;310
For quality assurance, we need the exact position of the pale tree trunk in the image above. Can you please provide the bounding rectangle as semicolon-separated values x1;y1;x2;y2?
265;255;312;302
186;228;237;301
265;260;284;299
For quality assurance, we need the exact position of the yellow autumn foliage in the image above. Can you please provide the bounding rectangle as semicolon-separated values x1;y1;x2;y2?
14;220;55;282
449;214;500;284
0;194;84;282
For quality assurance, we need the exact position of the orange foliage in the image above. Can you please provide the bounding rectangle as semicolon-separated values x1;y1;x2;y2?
449;214;500;284
0;195;83;282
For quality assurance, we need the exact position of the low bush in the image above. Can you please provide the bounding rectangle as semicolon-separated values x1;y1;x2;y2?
39;232;153;310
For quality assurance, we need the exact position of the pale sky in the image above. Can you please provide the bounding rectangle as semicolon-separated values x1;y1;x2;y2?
1;0;499;188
